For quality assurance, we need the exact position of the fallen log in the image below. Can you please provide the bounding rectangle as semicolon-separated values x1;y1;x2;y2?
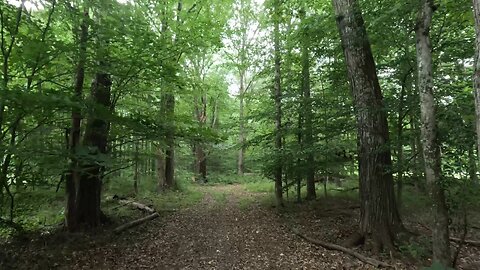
292;228;392;268
450;237;480;247
119;199;156;213
111;195;156;213
113;213;160;234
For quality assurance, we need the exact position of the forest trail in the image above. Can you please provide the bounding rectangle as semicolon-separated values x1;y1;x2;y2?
66;184;370;270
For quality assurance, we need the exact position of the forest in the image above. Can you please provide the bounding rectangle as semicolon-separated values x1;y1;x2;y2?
1;0;480;269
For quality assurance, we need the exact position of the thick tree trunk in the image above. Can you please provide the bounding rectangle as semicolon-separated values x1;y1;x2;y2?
473;0;480;165
300;9;316;201
74;72;112;230
332;0;402;251
273;0;283;207
66;8;89;232
415;0;451;266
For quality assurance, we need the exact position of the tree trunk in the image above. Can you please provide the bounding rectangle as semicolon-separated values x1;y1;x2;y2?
195;144;207;182
468;143;478;184
332;0;402;251
415;0;451;266
134;140;139;195
156;146;166;191
66;7;89;232
473;0;480;166
164;93;176;189
273;0;283;207
238;71;246;176
193;79;208;182
161;1;183;190
74;71;112;230
300;9;316;201
396;70;411;208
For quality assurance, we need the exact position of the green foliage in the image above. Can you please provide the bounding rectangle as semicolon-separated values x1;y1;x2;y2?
399;240;430;260
244;181;275;193
210;191;228;204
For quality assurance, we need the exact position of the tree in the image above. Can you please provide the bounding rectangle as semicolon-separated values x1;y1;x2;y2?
415;0;451;265
273;0;283;207
224;0;261;176
66;3;93;231
299;8;316;201
332;0;402;250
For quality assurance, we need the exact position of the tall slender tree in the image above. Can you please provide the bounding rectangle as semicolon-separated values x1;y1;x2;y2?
415;0;451;266
273;0;283;207
300;8;316;201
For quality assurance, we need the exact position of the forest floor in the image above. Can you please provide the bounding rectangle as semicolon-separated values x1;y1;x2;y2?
1;184;480;269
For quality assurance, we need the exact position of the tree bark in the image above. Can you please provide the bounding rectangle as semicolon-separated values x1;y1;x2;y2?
415;0;451;266
332;0;402;251
273;0;283;208
473;0;480;167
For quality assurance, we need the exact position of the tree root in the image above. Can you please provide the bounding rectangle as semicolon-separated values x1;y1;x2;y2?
292;228;393;268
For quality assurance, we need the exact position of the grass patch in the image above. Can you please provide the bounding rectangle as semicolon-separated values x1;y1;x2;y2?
0;188;65;237
211;191;227;204
244;181;274;193
103;170;204;212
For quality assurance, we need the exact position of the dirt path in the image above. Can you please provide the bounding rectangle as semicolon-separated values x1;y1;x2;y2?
66;184;365;270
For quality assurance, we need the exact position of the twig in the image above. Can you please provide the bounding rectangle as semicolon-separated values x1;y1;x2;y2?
292;228;393;268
